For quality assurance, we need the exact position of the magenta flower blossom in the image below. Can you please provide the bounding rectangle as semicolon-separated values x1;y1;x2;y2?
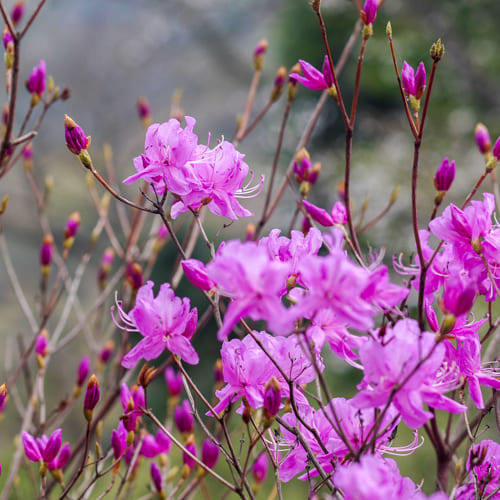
124;117;258;220
205;240;293;340
361;0;378;25
457;337;500;409
183;440;197;469
26;59;46;96
120;383;145;431
113;280;199;368
401;61;426;99
22;428;62;463
303;199;347;226
334;455;449;500
213;331;318;415
279;397;400;482
289;55;333;91
434;157;455;192
456;440;500;499
352;319;466;429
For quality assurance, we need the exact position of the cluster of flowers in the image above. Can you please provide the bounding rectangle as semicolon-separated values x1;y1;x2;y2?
123;117;262;220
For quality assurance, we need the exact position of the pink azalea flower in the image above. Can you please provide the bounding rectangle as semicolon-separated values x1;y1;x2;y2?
457;336;500;409
213;331;318;415
206;240;293;340
352;319;466;429
334;454;449;500
279;398;400;482
113;281;199;368
22;428;62;463
289;55;333;91
124;117;259;220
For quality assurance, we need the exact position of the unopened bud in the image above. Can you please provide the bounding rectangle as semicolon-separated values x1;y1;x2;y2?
64;212;81;249
138;363;157;388
253;38;268;71
430;38;445;61
386;21;392;37
84;374;100;421
270;66;287;102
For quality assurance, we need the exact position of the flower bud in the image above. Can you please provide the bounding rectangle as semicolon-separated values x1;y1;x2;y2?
64;115;90;155
98;340;114;365
63;212;81;249
11;1;24;26
164;366;183;397
40;234;54;277
126;262;143;291
253;38;268;71
201;438;219;469
151;462;163;494
433;157;455;192
252;452;268;483
181;259;214;291
213;359;224;386
270;66;287;102
76;355;90;387
97;247;114;290
26;60;46;103
430;38;445;61
493;136;500;161
84;374;100;421
0;384;6;409
361;0;377;26
287;63;301;100
182;435;197;470
137;96;151;127
138;363;157;388
475;123;491;155
263;376;281;421
174;400;194;434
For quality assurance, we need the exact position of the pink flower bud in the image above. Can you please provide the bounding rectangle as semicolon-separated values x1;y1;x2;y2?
136;96;151;123
155;428;171;454
22;432;42;462
40;234;54;272
35;330;49;357
3;30;13;51
10;1;24;26
111;422;127;460
442;276;476;317
64;115;90;155
97;247;115;290
252;453;268;483
26;60;46;96
201;438;220;469
182;437;197;469
64;212;81;241
0;384;6;409
84;374;100;421
361;0;378;25
181;259;215;291
401;61;415;97
493;136;500;161
42;429;62;463
434;157;455;192
76;355;90;387
475;123;491;155
164;366;183;397
263;377;281;419
99;340;114;364
414;62;427;99
174;400;194;434
213;359;224;385
126;262;143;291
150;462;163;493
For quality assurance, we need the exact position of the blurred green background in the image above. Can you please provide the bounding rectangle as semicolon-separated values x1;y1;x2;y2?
1;0;500;497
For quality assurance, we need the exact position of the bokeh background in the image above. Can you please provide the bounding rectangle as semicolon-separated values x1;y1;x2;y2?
1;0;500;497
